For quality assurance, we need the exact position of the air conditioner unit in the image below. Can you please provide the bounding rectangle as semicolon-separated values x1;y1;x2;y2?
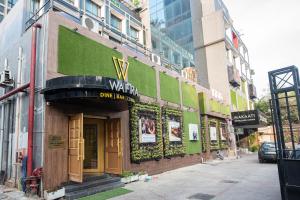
151;54;161;66
81;15;100;34
0;70;13;87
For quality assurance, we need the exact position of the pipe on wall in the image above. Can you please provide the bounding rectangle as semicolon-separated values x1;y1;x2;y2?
27;23;41;177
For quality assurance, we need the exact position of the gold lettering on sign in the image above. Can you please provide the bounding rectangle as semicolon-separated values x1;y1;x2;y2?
112;56;129;80
99;92;125;100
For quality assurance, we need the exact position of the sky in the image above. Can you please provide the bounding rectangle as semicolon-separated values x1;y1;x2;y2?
222;0;300;98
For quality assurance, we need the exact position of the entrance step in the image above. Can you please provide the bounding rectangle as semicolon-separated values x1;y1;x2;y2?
64;174;124;200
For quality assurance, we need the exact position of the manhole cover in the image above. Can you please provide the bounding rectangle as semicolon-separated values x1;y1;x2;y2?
221;179;239;184
187;193;215;200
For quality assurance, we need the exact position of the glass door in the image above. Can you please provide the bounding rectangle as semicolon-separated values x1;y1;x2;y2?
83;118;105;173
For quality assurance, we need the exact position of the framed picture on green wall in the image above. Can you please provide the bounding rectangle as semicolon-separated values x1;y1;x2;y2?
138;112;156;143
189;124;199;141
168;119;182;142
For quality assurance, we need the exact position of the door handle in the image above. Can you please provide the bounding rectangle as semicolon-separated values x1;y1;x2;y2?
82;139;85;160
77;139;80;161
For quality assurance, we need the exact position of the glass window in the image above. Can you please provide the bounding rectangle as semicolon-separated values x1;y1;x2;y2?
86;0;99;17
110;14;121;31
0;0;4;5
129;26;138;39
0;5;4;13
8;0;17;8
0;14;3;23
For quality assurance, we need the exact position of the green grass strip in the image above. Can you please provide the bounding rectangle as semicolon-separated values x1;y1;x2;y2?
79;188;132;200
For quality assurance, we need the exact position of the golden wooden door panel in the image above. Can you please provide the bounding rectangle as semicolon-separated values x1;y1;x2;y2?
68;113;84;182
105;119;122;174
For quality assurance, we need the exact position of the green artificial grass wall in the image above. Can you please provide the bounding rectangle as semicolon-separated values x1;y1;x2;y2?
58;26;122;78
79;188;132;200
181;82;198;109
230;89;237;108
198;92;206;114
159;72;180;104
237;94;248;111
183;111;202;154
127;57;157;98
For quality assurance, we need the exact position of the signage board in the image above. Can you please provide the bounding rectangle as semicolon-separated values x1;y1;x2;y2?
48;135;65;149
43;76;139;102
231;110;267;128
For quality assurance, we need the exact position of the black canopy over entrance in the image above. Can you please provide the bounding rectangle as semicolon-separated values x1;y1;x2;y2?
42;76;139;111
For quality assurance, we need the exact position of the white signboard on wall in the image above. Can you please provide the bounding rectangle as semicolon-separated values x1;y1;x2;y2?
210;126;217;141
189;124;199;141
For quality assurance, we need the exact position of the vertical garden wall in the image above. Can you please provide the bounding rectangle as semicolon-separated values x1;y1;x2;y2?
127;57;157;98
159;72;181;104
183;111;202;154
58;26;122;78
181;82;198;109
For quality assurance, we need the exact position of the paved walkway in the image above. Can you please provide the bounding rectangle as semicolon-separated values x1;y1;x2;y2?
113;154;281;200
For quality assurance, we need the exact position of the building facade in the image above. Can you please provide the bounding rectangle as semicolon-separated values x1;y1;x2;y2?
0;0;257;198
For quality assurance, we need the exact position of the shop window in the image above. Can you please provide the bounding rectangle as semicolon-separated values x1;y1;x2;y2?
86;0;100;17
110;14;122;31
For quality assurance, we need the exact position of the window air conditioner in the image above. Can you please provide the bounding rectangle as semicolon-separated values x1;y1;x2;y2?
81;15;100;34
151;54;161;66
0;70;13;87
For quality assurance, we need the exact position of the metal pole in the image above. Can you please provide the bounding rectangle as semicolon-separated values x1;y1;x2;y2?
0;84;29;101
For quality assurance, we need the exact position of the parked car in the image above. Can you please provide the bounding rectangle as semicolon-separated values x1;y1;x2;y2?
288;144;300;159
258;142;277;163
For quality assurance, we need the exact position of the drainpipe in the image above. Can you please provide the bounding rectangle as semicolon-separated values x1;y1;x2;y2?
27;24;41;177
0;84;29;101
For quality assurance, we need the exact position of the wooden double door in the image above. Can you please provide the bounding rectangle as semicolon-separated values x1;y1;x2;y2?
68;114;122;182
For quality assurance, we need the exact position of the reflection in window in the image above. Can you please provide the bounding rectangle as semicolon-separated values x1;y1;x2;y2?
86;0;100;17
130;26;138;40
111;14;121;31
8;0;17;8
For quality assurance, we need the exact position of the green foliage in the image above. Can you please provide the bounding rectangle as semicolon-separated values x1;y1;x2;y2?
159;72;181;104
249;145;259;152
201;117;207;152
79;188;132;200
255;97;272;125
58;26;122;78
121;171;134;177
183;111;202;154
130;103;163;163
127;57;157;98
162;107;185;157
208;118;229;150
181;82;198;109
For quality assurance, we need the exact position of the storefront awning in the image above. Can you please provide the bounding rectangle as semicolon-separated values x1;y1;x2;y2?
41;76;139;111
231;109;268;128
